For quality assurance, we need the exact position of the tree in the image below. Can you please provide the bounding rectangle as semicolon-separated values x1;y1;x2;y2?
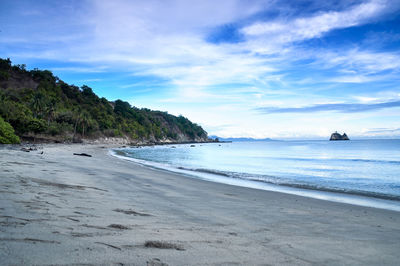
45;99;57;126
0;58;12;70
31;92;46;118
80;111;90;138
27;118;47;133
0;116;20;144
0;58;209;142
73;110;81;140
81;85;95;98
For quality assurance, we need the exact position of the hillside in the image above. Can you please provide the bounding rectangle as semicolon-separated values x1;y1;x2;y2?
0;58;208;144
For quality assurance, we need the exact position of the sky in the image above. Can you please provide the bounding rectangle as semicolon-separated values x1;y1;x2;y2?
1;0;400;139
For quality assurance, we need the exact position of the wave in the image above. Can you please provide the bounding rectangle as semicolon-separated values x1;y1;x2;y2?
111;150;400;202
177;166;400;201
276;157;400;165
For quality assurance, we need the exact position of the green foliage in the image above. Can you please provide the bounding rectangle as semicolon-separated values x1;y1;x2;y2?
0;58;12;70
0;71;10;81
0;58;11;81
0;58;208;142
27;118;47;133
81;85;96;98
0;116;20;144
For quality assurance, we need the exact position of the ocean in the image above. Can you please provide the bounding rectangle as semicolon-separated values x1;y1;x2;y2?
111;139;400;211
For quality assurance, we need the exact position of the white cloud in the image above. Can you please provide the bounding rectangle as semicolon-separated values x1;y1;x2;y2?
329;75;377;83
2;0;400;138
49;66;109;73
78;78;103;82
242;0;389;44
325;50;400;74
353;91;400;103
354;96;381;103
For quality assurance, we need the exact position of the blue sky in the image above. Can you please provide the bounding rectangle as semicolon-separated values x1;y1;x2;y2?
1;0;400;139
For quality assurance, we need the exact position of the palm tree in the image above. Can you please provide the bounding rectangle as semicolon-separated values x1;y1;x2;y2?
0;91;10;121
45;99;56;126
80;111;90;138
73;109;81;141
31;92;45;118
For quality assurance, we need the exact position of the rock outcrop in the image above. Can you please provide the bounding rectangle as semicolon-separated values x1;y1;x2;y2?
330;132;349;141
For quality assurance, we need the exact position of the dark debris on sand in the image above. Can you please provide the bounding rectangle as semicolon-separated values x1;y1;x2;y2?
108;224;130;230
147;258;169;266
73;153;92;157
144;240;185;251
113;208;151;216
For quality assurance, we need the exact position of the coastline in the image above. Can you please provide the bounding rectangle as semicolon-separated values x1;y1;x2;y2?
18;135;221;146
111;144;400;211
1;144;400;265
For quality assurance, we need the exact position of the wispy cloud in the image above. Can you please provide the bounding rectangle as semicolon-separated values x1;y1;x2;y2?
366;127;400;134
49;66;109;73
318;49;400;74
1;0;400;138
78;78;103;82
242;0;390;44
256;100;400;114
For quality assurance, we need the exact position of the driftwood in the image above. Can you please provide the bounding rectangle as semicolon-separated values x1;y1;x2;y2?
20;147;37;152
73;153;92;157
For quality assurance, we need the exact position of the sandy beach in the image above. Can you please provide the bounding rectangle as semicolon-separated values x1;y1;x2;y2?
1;144;399;265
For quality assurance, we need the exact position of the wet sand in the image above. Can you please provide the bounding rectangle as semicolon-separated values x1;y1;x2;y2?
1;144;399;265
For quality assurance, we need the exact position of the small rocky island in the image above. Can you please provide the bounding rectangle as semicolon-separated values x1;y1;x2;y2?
330;132;349;141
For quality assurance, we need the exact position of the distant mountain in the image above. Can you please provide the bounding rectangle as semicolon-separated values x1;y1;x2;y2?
0;58;208;144
209;136;273;142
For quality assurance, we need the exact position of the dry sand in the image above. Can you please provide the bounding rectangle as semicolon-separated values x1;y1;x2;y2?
0;144;399;265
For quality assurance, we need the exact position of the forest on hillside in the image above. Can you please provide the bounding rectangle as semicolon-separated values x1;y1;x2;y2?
0;58;208;144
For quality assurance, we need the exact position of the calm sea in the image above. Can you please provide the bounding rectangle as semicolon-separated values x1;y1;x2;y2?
111;139;400;211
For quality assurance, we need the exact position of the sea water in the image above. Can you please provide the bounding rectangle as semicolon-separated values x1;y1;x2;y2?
111;139;400;211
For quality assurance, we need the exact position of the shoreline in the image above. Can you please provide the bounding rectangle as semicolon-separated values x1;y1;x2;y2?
17;136;222;146
1;143;400;265
111;146;400;212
